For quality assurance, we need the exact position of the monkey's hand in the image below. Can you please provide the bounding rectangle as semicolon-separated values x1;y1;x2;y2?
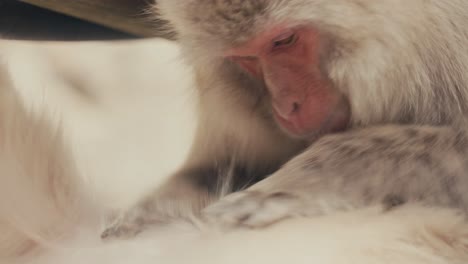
101;205;165;240
202;176;352;229
203;190;307;228
101;178;213;240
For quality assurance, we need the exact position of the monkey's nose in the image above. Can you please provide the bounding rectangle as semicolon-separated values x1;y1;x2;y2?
273;99;302;120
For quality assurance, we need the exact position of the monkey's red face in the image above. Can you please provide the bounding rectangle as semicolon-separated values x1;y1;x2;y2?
226;26;350;138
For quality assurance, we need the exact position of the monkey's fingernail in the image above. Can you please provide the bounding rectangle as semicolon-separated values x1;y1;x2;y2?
100;228;114;240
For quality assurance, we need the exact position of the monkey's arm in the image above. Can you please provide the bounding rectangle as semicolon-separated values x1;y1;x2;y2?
204;125;468;228
100;126;276;239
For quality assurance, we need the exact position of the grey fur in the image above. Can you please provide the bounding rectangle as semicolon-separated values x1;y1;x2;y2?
102;0;468;237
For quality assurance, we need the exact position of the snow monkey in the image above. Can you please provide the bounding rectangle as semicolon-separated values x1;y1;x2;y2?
102;0;468;238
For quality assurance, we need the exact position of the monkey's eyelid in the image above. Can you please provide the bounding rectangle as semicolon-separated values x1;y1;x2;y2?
272;32;297;49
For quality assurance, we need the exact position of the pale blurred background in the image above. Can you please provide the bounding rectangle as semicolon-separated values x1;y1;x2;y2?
0;39;197;210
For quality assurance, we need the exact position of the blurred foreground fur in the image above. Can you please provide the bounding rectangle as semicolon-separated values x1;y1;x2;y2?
0;65;467;264
0;67;95;262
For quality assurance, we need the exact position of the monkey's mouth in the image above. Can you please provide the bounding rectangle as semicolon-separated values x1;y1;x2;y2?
273;95;350;140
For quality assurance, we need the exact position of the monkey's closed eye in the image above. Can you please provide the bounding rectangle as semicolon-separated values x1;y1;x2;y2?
272;33;298;50
227;56;257;64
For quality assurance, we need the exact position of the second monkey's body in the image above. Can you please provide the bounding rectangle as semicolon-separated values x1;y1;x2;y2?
103;0;468;237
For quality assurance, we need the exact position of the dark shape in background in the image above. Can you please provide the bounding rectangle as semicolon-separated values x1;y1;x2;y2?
0;0;173;41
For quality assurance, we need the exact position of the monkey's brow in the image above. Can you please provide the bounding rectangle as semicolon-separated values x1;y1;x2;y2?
183;0;271;43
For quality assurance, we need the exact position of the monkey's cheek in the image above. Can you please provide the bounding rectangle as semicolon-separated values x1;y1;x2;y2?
321;95;351;133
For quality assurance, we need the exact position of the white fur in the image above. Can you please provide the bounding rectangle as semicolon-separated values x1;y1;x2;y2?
0;39;467;264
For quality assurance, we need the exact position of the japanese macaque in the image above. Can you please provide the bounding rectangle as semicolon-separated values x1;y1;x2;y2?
102;0;468;237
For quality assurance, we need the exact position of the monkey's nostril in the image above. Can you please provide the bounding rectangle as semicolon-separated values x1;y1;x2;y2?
273;100;302;120
292;102;300;113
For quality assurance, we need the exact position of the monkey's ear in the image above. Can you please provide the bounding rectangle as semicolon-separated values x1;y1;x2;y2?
0;0;175;41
